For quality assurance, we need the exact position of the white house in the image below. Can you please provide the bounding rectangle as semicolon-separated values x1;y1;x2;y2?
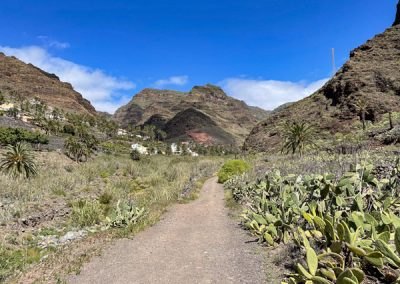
171;143;181;155
131;143;148;155
170;143;199;156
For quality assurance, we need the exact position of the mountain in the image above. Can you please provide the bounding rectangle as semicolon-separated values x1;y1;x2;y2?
163;108;235;145
395;1;400;26
244;4;400;152
0;52;96;115
114;84;270;145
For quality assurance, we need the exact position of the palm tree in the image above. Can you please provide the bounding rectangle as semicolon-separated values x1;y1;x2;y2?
0;143;37;178
353;98;369;130
143;125;156;141
155;129;167;141
281;122;316;156
389;112;394;130
64;137;89;162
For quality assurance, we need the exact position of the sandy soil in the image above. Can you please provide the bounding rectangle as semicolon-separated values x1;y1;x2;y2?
67;177;267;284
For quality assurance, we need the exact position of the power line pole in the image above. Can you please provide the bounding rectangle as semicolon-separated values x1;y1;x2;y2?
332;48;336;76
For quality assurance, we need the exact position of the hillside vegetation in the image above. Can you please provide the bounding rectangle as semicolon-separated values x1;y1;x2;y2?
0;153;223;282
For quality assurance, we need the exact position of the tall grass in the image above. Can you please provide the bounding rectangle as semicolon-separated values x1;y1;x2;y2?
0;152;224;281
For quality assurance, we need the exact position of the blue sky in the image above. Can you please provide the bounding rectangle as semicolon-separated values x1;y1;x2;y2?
0;0;397;112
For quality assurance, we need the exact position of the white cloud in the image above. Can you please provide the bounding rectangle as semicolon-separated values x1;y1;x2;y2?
154;75;189;87
219;78;329;110
0;45;136;113
37;36;70;49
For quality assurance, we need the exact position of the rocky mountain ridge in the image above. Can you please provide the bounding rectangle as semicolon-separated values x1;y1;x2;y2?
0;52;96;115
114;84;270;145
244;6;400;152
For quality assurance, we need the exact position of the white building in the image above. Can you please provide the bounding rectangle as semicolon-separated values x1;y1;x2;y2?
131;143;148;155
171;143;181;155
170;143;198;156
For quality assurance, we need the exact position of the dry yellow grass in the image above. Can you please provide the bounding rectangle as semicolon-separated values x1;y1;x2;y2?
0;151;224;282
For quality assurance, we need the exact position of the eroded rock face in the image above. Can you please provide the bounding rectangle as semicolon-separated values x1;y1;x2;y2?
394;0;400;26
163;108;235;145
0;53;96;115
244;17;400;152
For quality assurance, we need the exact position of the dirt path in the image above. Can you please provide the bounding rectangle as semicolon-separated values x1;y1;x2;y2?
68;177;266;284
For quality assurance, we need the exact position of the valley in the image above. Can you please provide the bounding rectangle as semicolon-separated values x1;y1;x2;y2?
0;1;400;284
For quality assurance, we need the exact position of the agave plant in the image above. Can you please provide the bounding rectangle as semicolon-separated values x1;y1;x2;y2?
281;122;316;156
0;143;37;178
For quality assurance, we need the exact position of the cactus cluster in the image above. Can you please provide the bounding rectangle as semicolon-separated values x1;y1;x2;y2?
228;159;400;283
104;200;145;229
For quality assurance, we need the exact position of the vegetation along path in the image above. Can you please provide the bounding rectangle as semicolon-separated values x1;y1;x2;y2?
68;177;266;284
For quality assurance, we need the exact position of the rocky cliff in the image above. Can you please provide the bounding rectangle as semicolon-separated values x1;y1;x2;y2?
0;52;96;115
244;9;400;152
394;0;400;26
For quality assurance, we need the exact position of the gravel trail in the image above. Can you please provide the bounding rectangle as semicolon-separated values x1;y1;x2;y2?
68;177;266;284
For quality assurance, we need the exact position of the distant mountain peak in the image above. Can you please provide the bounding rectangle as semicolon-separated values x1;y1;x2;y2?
190;84;227;99
114;84;270;145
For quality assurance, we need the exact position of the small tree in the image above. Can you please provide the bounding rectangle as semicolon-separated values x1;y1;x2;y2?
0;143;37;178
281;122;316;156
6;107;19;119
63;124;76;135
64;137;89;162
156;129;167;141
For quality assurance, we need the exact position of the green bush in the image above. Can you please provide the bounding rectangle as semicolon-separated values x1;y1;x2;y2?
62;124;75;135
0;127;49;145
70;199;103;227
0;245;41;281
98;192;113;205
217;159;251;183
130;149;141;161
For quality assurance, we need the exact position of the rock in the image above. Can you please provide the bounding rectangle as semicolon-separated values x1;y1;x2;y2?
60;230;86;243
375;125;400;144
38;230;87;249
394;1;400;26
38;235;59;248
